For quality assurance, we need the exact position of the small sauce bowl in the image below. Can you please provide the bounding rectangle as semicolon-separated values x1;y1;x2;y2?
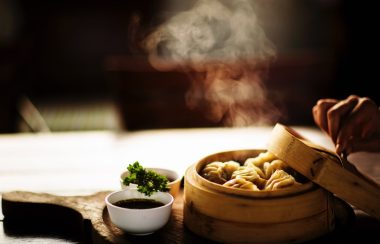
120;168;181;198
105;188;174;235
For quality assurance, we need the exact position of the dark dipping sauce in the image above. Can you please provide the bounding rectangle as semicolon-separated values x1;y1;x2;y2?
114;198;164;209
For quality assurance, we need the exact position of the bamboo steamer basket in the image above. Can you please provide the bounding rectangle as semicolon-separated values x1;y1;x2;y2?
267;124;380;219
184;149;335;243
184;123;380;243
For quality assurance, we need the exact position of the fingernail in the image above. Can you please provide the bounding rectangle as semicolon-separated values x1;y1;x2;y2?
336;144;342;154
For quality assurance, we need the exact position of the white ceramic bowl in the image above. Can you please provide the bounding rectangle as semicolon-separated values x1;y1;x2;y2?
105;188;174;235
120;167;181;198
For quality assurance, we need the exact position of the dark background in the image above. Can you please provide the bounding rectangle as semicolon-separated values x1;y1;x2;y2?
1;0;379;132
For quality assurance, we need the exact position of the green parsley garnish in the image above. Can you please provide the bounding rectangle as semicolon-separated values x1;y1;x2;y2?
123;161;169;196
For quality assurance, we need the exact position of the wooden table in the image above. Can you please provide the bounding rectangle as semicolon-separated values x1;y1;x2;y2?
1;126;379;243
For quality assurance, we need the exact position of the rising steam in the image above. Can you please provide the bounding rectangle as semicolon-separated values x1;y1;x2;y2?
143;0;280;126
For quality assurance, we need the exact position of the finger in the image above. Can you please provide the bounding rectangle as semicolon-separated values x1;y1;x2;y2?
337;97;378;153
327;96;359;144
312;99;338;133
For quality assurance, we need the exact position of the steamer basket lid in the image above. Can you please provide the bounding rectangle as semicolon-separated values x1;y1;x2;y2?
267;123;380;220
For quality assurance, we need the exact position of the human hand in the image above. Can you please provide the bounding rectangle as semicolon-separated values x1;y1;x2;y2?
312;95;380;154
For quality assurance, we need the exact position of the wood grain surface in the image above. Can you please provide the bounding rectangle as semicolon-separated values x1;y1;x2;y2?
2;189;380;243
1;190;210;244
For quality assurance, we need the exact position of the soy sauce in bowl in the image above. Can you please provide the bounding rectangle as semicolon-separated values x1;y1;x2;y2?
105;189;174;235
114;198;164;209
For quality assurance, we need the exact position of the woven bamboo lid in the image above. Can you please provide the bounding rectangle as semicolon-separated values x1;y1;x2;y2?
267;123;380;220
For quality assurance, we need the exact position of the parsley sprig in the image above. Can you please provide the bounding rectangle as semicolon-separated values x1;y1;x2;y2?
123;161;169;196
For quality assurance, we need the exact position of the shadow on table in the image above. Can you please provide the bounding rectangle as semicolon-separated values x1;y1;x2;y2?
308;207;380;243
2;203;86;243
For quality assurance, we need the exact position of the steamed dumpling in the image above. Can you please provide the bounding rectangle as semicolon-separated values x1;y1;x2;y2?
231;166;266;189
244;152;276;168
201;162;227;184
264;169;300;190
223;161;240;179
223;178;259;191
201;160;241;184
263;159;286;179
245;164;265;178
202;150;302;191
